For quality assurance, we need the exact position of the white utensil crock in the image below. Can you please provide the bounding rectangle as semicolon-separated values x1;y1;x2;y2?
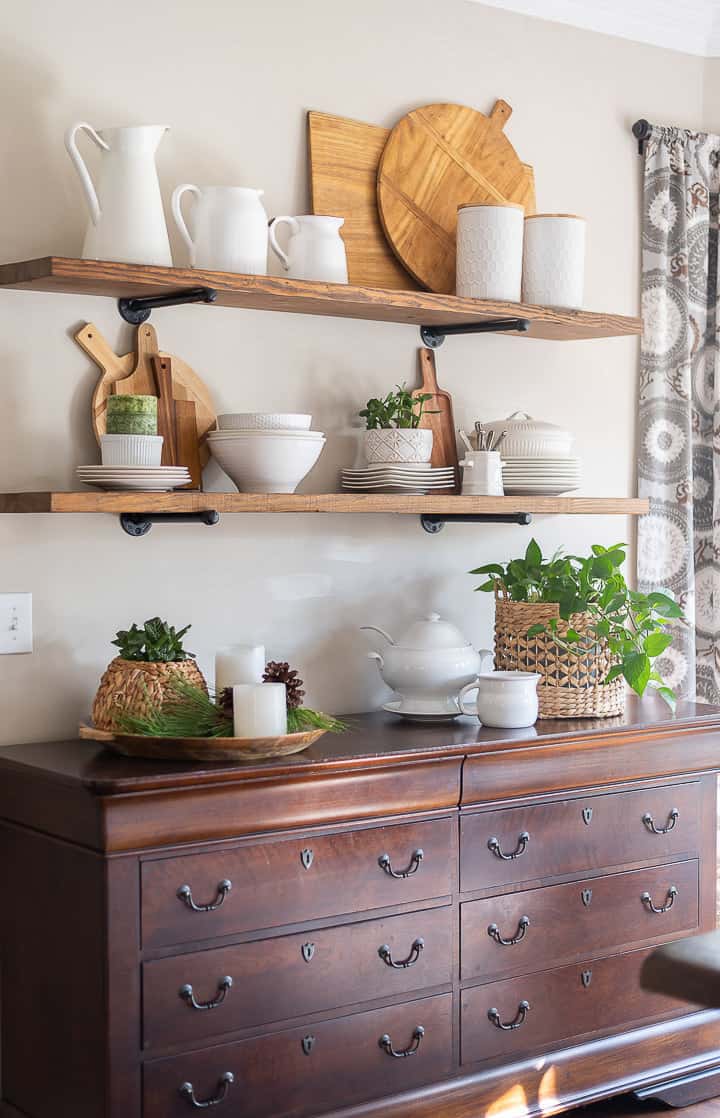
171;185;268;274
458;671;540;728
456;203;524;301
65;123;172;266
522;214;586;309
269;215;348;283
460;451;504;495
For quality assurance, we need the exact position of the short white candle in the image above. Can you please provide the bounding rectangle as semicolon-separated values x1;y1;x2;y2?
215;644;265;690
233;683;287;738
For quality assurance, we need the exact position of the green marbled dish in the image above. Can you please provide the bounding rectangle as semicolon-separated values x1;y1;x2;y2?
107;395;158;435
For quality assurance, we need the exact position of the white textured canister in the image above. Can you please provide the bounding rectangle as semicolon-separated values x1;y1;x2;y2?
456;203;524;301
522;214;586;309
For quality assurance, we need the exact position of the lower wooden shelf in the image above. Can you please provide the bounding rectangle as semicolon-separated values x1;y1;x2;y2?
0;492;649;515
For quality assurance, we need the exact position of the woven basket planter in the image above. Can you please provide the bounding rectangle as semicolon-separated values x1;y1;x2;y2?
493;593;625;719
91;657;207;731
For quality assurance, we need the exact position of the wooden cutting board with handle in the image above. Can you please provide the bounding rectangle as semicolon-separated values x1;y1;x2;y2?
74;322;216;467
413;348;459;492
377;100;536;294
152;355;202;489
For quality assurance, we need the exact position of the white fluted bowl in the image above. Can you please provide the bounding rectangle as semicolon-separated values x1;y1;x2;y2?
217;413;312;430
209;432;326;493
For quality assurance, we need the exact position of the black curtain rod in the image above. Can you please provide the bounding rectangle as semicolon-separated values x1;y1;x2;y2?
632;119;653;155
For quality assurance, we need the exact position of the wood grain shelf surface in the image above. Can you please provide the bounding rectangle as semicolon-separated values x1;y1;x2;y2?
0;257;641;340
0;492;650;515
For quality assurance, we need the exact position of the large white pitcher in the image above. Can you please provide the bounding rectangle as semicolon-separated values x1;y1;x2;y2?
64;123;172;266
171;185;268;274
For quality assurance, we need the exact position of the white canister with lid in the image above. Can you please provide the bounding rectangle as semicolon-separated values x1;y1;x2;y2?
478;412;574;458
522;214;586;309
456;203;524;301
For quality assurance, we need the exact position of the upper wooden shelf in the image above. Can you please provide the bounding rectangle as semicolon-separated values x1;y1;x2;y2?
0;492;649;516
0;258;641;341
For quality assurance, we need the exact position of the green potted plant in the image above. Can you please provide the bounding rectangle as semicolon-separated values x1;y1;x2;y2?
359;384;436;464
470;540;682;717
92;617;207;731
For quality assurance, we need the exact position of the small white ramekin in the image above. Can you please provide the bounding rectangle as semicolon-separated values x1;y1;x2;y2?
101;434;164;467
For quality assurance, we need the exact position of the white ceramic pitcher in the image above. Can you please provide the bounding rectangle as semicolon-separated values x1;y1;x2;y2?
64;123;172;266
171;185;268;274
269;215;348;283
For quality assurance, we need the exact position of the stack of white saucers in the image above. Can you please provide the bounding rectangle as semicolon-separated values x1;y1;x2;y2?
208;414;325;493
501;457;581;496
341;465;456;493
77;465;191;491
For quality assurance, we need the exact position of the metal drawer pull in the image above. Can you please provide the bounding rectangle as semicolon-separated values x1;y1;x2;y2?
179;1072;234;1108
488;1000;530;1031
379;1025;425;1058
378;937;425;968
642;808;679;835
378;848;424;878
179;976;233;1011
641;885;678;914
487;831;530;861
487;915;530;946
177;879;232;913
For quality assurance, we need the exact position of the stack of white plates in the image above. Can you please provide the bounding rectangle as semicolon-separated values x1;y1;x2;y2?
77;465;191;491
501;456;581;496
341;465;456;492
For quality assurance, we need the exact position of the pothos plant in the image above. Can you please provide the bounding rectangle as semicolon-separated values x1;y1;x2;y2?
470;540;684;709
359;384;436;429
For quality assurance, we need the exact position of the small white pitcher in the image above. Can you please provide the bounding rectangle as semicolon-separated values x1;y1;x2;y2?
458;671;540;727
269;215;348;283
171;185;268;274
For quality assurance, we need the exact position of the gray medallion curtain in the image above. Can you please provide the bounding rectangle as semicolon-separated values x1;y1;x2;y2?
638;125;720;702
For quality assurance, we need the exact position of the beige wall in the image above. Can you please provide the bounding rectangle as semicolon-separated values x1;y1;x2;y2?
703;58;720;130
0;0;711;744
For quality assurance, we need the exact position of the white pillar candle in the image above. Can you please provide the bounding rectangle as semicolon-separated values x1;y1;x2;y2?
233;683;287;738
215;644;265;690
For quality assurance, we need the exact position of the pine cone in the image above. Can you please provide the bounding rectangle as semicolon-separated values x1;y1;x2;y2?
220;687;234;718
263;660;306;709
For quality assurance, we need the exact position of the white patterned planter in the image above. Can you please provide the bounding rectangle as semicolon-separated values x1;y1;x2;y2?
456;203;524;301
522;214;586;309
364;428;433;464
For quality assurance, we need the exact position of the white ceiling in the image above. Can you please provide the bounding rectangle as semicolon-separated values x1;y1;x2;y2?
469;0;720;58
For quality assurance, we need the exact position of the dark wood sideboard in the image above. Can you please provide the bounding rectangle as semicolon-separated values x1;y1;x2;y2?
1;700;720;1118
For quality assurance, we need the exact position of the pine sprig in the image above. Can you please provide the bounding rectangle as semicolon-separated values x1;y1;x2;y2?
287;707;349;734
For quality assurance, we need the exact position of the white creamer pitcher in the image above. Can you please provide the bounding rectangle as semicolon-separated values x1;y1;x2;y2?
64;123;172;266
171;185;268;274
269;215;348;283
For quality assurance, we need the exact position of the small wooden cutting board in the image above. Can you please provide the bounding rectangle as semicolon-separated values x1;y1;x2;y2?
413;348;459;492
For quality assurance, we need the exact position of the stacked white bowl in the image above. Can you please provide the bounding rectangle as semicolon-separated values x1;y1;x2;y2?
208;413;326;493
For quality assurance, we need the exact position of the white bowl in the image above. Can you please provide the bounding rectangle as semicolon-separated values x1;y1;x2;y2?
100;434;164;467
217;413;312;431
209;433;326;493
208;429;325;440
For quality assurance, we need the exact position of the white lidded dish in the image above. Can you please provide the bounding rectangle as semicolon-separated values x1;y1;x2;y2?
478;412;574;458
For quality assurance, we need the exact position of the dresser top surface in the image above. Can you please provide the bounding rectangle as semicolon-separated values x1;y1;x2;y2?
1;697;718;797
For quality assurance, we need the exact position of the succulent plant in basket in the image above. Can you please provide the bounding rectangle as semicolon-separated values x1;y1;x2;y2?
92;617;207;731
470;540;683;717
359;384;437;465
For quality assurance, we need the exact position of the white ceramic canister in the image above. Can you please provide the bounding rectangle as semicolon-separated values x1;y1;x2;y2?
171;185;268;274
460;451;503;496
458;671;540;728
456;203;524;301
269;215;348;283
522;214;586;309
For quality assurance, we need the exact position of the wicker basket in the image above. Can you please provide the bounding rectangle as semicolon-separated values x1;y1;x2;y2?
493;591;625;719
91;657;207;731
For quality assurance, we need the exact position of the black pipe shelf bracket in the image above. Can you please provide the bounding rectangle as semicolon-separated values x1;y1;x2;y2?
120;510;220;537
420;318;530;348
420;512;533;534
118;286;218;325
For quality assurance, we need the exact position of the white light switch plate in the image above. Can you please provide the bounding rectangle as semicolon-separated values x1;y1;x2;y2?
0;593;32;654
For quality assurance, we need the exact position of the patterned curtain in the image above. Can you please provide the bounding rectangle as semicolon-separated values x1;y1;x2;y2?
638;126;720;702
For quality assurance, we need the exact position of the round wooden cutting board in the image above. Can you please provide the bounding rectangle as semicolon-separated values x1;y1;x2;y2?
377;100;536;294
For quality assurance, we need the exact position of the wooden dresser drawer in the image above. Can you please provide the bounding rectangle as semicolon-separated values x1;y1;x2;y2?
461;782;700;891
461;859;699;981
143;906;452;1049
461;946;686;1065
143;992;453;1118
142;817;454;948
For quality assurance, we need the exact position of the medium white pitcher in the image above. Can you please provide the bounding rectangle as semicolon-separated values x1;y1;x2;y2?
171;185;268;274
269;215;348;283
64;123;172;266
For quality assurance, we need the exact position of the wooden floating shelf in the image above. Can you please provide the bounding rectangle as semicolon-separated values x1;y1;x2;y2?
0;493;649;516
0;258;641;341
